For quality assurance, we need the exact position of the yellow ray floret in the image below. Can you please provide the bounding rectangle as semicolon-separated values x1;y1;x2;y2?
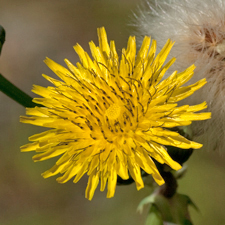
20;27;211;200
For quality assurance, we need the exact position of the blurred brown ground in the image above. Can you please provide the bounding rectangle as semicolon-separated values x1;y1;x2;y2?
0;0;224;224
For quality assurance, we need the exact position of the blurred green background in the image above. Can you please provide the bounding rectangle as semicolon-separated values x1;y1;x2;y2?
0;0;224;224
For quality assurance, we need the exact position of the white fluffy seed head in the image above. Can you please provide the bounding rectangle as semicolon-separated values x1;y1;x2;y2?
132;0;225;152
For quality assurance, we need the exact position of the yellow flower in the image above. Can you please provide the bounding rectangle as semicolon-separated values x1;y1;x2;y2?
20;27;211;200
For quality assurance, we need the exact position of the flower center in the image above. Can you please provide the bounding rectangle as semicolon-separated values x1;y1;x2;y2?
105;104;121;120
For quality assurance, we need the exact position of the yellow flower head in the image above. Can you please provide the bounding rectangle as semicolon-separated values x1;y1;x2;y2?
20;27;211;200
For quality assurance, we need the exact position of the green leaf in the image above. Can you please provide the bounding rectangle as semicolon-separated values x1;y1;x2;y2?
145;205;163;225
139;191;198;225
155;193;197;224
137;192;156;214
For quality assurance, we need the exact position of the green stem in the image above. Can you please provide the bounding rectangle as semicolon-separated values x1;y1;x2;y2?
0;25;38;108
0;25;5;55
159;171;178;198
0;73;38;108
